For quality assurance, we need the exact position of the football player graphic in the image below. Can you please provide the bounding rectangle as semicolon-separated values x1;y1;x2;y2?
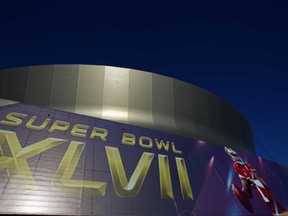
225;147;287;215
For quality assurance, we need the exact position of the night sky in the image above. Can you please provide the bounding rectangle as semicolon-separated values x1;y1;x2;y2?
0;1;287;166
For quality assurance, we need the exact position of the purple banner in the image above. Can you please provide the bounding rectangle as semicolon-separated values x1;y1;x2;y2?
0;103;287;215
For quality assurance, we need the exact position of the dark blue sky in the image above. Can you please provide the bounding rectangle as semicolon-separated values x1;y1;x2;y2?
0;1;287;166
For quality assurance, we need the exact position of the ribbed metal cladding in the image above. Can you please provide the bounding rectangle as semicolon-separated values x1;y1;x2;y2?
0;65;254;153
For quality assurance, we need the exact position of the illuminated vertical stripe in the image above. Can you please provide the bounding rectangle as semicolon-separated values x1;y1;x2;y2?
102;66;129;122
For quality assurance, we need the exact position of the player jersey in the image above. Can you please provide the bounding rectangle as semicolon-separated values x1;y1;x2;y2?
233;162;256;180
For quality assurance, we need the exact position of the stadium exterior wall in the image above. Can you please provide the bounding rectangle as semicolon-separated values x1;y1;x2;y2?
0;65;254;153
0;66;287;215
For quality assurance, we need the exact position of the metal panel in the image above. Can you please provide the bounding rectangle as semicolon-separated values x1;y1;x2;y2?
206;92;225;145
102;66;129;123
189;86;209;125
190;85;210;141
128;69;154;128
2;67;29;102
221;102;240;141
50;65;79;112
76;65;105;118
0;70;6;98
25;65;54;106
152;73;176;134
173;79;196;137
239;115;254;152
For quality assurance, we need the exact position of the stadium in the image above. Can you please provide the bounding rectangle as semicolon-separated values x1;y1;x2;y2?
0;65;287;215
